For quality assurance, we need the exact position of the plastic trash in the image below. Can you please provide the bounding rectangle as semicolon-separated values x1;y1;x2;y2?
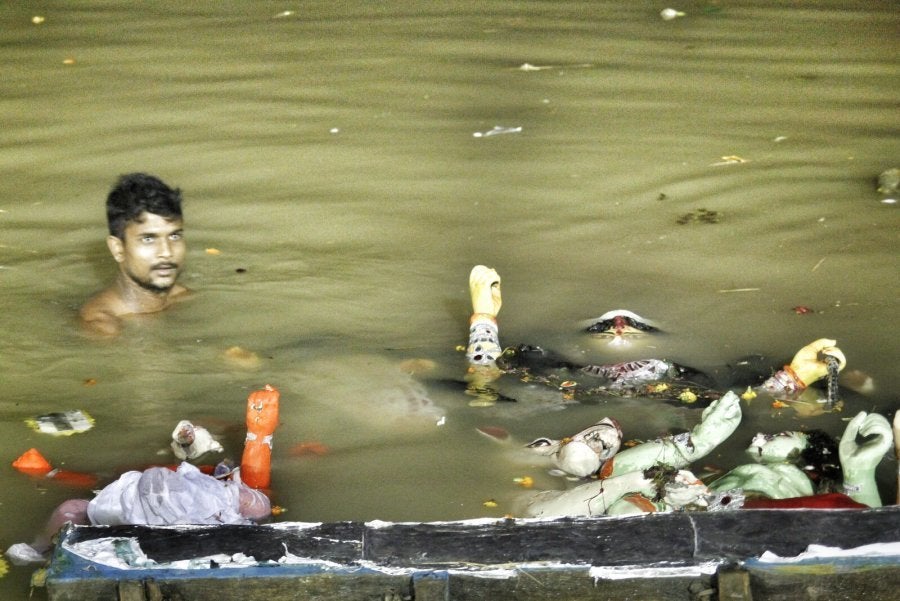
11;448;99;488
87;462;250;526
5;543;45;567
25;410;94;436
660;8;686;20
12;448;53;475
472;126;522;138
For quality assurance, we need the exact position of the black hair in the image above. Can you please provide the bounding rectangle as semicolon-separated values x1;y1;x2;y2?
799;429;841;493
106;173;183;239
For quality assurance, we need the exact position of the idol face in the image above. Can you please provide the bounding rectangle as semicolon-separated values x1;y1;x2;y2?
747;431;808;463
112;212;185;293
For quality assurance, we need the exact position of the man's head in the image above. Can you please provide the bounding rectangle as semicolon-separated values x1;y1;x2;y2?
107;173;183;240
105;173;186;294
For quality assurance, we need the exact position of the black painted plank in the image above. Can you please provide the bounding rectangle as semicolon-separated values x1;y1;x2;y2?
63;522;364;564
364;515;697;567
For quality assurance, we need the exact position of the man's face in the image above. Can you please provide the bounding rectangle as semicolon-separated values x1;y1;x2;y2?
111;212;185;293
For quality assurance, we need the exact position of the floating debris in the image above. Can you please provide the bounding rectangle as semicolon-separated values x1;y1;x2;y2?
660;8;686;21
26;410;94;436
273;10;296;19
740;387;757;401
205;248;221;255
32;16;45;25
289;441;330;457
12;448;52;474
519;63;552;71
473;126;522;138
223;346;261;368
792;305;814;315
711;155;749;166
517;62;593;71
676;208;721;225
876;167;899;194
476;425;510;441
678;390;698;404
482;499;499;508
839;369;874;395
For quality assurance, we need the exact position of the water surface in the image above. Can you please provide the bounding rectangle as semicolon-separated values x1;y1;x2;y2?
1;1;898;597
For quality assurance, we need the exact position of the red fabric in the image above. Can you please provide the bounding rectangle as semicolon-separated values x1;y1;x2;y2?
742;493;868;509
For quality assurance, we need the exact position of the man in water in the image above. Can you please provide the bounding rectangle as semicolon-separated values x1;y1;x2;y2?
79;173;191;336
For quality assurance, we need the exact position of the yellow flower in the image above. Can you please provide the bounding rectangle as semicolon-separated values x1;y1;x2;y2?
741;386;757;401
678;390;698;403
513;476;534;488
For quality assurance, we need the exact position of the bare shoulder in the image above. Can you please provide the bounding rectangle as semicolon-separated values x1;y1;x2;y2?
169;284;194;304
79;289;125;337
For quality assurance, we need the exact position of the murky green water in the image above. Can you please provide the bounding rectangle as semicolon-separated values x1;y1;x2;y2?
1;1;898;597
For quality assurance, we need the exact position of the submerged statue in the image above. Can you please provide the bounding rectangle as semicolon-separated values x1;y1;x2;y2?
462;265;891;517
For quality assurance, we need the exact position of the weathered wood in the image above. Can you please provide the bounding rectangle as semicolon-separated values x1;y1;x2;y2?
116;580;145;601
745;565;900;601
44;507;900;601
717;568;751;601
